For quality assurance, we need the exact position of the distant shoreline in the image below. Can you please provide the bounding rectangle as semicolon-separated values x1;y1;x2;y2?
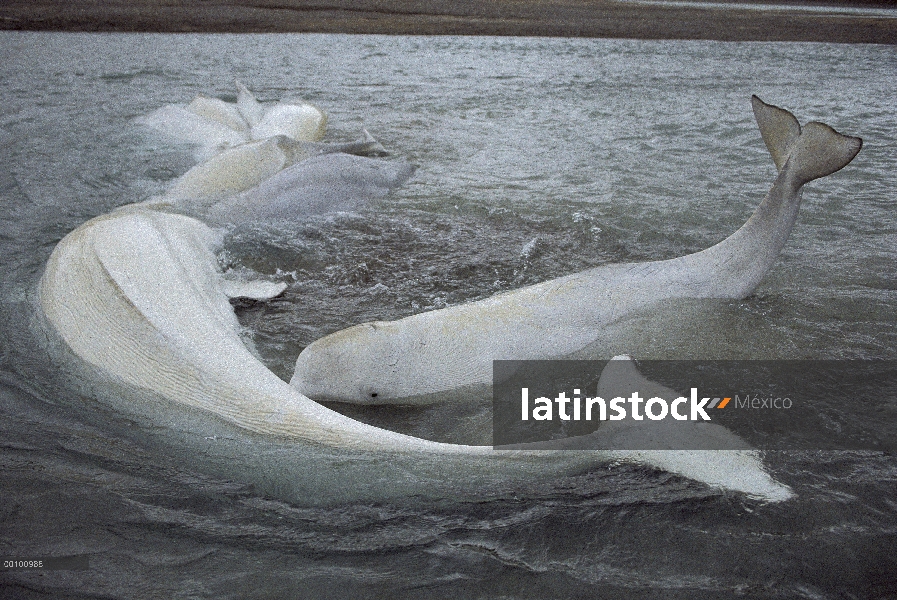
1;0;896;44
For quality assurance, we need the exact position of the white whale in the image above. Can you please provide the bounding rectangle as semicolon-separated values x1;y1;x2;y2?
34;96;809;504
147;152;414;226
35;210;792;502
147;131;388;215
291;96;862;406
137;83;327;159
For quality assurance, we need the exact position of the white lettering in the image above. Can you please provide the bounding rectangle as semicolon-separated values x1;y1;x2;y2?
556;392;571;421
645;397;668;420
521;387;528;421
690;388;711;421
671;397;688;420
609;397;626;420
628;392;644;421
533;396;552;420
586;396;606;421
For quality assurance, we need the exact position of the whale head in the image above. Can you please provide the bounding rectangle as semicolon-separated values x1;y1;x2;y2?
291;319;437;404
291;303;500;405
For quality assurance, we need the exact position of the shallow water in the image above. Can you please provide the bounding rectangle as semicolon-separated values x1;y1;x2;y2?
1;33;896;598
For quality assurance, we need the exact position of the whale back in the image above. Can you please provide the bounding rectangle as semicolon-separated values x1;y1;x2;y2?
185;95;249;132
153;131;392;218
137;104;251;158
250;103;327;142
162;136;303;205
205;153;416;225
38;208;413;449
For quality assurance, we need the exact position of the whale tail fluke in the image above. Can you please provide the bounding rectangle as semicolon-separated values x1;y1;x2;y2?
596;356;795;502
752;95;801;171
752;95;862;184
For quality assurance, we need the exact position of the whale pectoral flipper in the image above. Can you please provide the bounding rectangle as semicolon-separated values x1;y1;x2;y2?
236;80;265;127
752;95;862;183
220;280;287;300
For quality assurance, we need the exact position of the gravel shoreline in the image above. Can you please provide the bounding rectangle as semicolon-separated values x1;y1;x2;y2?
1;0;895;43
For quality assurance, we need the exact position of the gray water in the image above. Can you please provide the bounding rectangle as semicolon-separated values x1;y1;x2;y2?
1;33;896;598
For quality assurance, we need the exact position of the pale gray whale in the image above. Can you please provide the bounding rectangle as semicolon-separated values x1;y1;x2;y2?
291;97;862;407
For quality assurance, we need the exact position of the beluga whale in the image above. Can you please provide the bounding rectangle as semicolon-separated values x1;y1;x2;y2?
157;130;386;202
36;95;846;505
145;132;393;223
291;97;862;405
137;82;328;159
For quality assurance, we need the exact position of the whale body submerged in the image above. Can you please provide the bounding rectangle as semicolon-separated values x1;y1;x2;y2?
35;96;860;504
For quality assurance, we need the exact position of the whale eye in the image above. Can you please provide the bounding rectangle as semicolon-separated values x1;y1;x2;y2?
370;392;378;398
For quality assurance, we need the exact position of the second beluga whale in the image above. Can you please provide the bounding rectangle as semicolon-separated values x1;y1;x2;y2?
291;96;863;405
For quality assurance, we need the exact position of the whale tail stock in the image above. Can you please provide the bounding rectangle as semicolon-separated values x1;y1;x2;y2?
751;95;862;185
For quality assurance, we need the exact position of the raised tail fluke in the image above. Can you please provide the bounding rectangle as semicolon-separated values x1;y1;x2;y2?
752;95;801;171
752;95;862;184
